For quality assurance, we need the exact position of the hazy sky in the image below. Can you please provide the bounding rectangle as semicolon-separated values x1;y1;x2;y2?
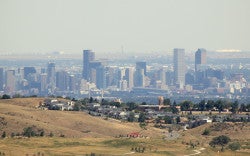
0;0;249;54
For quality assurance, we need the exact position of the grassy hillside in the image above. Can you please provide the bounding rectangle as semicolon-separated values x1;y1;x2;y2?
0;98;162;138
0;98;250;155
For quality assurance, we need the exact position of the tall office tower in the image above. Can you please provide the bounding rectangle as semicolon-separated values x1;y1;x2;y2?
89;61;103;83
158;68;167;86
195;48;207;71
24;67;36;80
0;68;4;91
195;49;207;84
18;68;24;80
166;71;174;86
106;66;116;87
5;70;16;93
124;67;134;89
82;50;95;80
96;66;106;89
134;68;145;87
56;71;68;91
41;68;46;74
136;61;147;76
173;48;186;89
40;73;47;93
68;75;76;92
119;80;128;91
134;61;146;87
47;62;56;93
117;68;126;81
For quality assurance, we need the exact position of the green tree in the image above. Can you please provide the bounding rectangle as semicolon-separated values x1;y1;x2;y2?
173;101;177;106
163;98;171;105
139;122;147;130
73;101;82;111
164;115;172;124
23;127;35;137
231;101;239;114
101;99;109;105
40;130;45;137
209;135;231;151
138;112;146;122
110;102;121;107
127;112;135;122
126;102;137;111
180;101;193;112
1;131;6;138
11;132;15;138
2;94;11;99
49;132;54;137
206;100;215;111
246;103;250;112
12;94;22;98
215;100;225;113
239;104;246;113
89;97;93;103
228;142;240;151
171;106;179;114
198;100;206;112
176;116;181;124
202;128;210;135
80;98;89;105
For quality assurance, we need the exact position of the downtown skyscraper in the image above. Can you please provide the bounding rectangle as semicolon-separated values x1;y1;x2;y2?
134;61;146;87
47;62;56;94
5;70;16;94
173;48;185;89
195;48;207;71
195;48;207;84
82;50;95;81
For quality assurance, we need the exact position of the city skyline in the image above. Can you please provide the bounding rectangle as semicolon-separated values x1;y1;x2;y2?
0;0;250;54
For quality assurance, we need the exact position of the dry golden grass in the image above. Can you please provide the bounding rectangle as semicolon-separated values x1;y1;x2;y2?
0;137;249;156
0;98;250;155
0;98;163;138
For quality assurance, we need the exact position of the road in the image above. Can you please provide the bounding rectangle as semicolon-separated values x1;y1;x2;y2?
184;148;205;156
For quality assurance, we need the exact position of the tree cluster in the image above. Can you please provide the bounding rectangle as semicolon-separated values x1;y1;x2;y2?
1;94;11;99
209;135;231;151
178;99;250;114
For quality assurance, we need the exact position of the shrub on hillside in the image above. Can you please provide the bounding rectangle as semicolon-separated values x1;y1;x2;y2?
1;131;6;138
209;135;231;151
1;94;11;99
202;128;210;135
228;142;241;151
22;126;45;138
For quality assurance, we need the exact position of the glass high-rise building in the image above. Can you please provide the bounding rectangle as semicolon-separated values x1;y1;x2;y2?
82;50;95;81
56;71;68;91
134;61;146;87
96;66;106;89
24;67;36;80
136;61;146;76
47;62;56;93
124;67;134;89
40;73;47;93
173;48;185;89
195;49;207;84
195;48;207;71
5;70;16;94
